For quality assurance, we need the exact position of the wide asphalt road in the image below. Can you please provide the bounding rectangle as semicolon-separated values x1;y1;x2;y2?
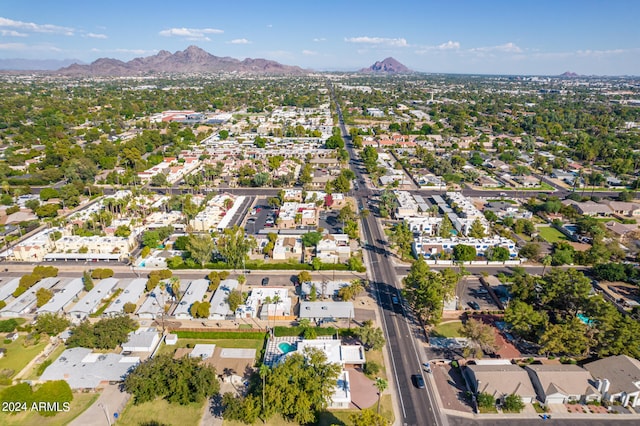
330;82;445;425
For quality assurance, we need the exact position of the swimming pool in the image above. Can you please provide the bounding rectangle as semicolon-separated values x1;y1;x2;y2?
278;342;297;354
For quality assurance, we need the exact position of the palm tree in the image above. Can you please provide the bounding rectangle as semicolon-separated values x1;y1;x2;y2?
374;378;388;414
259;364;270;421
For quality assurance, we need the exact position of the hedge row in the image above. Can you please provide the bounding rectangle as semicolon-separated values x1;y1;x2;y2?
273;326;340;337
174;331;267;340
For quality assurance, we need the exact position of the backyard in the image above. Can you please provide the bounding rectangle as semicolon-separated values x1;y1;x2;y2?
118;398;204;426
538;226;567;243
431;321;462;338
0;335;48;379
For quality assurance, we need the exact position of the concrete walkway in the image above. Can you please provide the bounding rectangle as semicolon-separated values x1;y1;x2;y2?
69;384;130;426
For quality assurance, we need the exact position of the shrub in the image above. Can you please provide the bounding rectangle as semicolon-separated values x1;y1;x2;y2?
0;319;19;333
123;302;137;314
141;246;151;258
36;359;53;376
91;268;114;279
477;392;495;409
363;361;381;377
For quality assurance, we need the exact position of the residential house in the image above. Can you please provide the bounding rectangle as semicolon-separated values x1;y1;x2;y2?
315;234;351;264
465;363;537;404
40;347;139;390
209;279;238;320
121;330;160;353
607;201;640;218
174;279;209;320
299;301;355;323
272;236;303;261
584;355;640;408
36;278;84;315
525;364;600;405
300;281;350;300
69;278;118;321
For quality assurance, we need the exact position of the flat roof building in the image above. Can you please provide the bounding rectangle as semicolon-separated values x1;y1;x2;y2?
299;301;354;322
1;277;60;317
104;278;147;317
37;278;84;315
69;278;118;321
174;279;209;319
209;279;238;320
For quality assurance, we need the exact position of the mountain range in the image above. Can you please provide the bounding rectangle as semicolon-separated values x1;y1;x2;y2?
360;57;411;73
55;46;306;76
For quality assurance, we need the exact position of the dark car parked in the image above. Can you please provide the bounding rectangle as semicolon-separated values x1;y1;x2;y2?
261;277;270;286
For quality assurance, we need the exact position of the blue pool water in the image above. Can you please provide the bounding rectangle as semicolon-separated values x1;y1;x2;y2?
278;342;297;354
577;313;594;325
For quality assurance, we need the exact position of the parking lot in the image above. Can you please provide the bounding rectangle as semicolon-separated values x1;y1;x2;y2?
457;275;499;311
318;210;343;234
245;198;276;234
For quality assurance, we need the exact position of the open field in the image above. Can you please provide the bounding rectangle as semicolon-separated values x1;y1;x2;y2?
431;321;462;338
118;398;204;426
0;336;48;379
156;338;264;357
538;226;567;243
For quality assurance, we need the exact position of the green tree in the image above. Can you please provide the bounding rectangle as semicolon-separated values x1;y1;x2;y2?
477;392;495;409
453;244;476;263
34;313;70;336
389;222;413;261
518;242;541;261
485;246;510;262
83;270;94;291
226;289;243;312
374;378;388;414
216;226;256;269
355;323;386;351
36;288;53;307
123;302;137;314
503;394;525;413
402;257;457;325
142;230;160;248
350;409;389;426
439;214;453;237
460;318;499;358
504;300;547;340
468;218;485;238
297;270;312;284
124;354;219;405
114;225;132;238
150;173;168;187
186;233;215;267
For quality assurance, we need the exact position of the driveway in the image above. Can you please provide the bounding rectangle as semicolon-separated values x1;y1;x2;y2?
346;367;378;410
69;384;130;426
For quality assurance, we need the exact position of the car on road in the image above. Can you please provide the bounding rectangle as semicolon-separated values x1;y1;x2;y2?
468;301;480;310
411;374;425;389
261;277;269;286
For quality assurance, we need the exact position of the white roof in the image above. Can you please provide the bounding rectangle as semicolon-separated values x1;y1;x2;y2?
0;278;20;301
37;278;84;314
122;330;159;352
136;286;166;317
104;278;147;315
1;277;60;317
40;347;139;389
209;279;238;318
299;301;354;319
69;278;118;316
174;279;209;318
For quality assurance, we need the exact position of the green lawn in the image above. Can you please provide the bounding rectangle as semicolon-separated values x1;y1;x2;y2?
431;321;462;338
118;398;204;426
538;226;567;243
363;349;387;380
0;336;48;378
157;338;264;358
23;343;67;380
0;392;98;426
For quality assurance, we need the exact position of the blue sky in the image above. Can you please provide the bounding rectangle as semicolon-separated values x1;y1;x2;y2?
1;0;639;75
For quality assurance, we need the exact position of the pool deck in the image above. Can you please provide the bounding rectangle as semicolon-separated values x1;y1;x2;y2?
264;336;301;366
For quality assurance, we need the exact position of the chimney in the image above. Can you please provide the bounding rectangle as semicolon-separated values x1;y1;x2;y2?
597;378;610;394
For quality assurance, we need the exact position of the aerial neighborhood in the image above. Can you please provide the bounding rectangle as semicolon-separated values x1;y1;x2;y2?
0;44;639;426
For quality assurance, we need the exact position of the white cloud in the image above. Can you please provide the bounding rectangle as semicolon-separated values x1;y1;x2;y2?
0;29;27;37
437;40;460;50
85;33;107;39
267;24;273;28
471;42;522;54
159;27;223;41
313;38;326;42
228;38;250;44
0;17;74;35
345;36;408;47
302;50;318;56
91;48;158;56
